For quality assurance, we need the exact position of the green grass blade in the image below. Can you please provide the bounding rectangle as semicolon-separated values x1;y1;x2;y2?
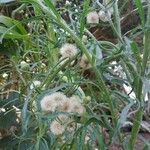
79;0;90;37
134;0;145;27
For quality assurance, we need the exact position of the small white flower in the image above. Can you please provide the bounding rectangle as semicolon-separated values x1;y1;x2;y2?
98;10;111;22
40;92;67;112
79;54;92;69
87;11;99;24
50;120;65;135
30;80;41;89
60;43;78;58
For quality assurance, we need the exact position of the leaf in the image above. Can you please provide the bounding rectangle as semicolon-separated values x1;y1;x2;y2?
77;127;87;150
93;125;106;150
134;0;145;27
0;16;27;34
44;0;61;19
112;99;134;140
0;16;29;42
79;0;90;37
130;41;142;70
129;107;144;149
21;91;32;135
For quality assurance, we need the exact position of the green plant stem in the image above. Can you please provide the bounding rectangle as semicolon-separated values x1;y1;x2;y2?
129;107;144;150
142;1;150;75
47;22;59;66
114;0;122;39
129;2;150;149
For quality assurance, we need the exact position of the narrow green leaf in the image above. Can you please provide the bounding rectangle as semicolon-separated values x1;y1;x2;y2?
44;0;61;19
130;41;142;70
79;0;90;37
112;99;134;140
129;107;144;150
134;0;145;27
0;16;29;41
0;16;28;34
93;125;106;150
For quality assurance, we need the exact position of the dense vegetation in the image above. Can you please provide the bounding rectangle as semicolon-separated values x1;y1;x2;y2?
0;0;150;149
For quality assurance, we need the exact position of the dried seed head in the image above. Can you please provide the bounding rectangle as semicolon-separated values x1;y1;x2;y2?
50;120;65;135
87;11;99;24
98;10;111;22
60;43;78;58
59;99;71;112
40;92;67;112
68;96;86;115
79;54;92;69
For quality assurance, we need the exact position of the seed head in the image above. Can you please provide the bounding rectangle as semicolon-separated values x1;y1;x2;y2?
98;10;111;22
60;43;78;58
87;11;99;24
40;92;67;112
50;120;65;135
68;96;86;115
79;54;91;69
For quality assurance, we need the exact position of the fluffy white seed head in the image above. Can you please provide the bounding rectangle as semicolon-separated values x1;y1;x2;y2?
60;43;78;58
40;92;67;112
50;120;65;135
59;98;71;112
87;11;99;24
68;96;86;115
98;10;111;22
79;54;92;69
40;96;57;112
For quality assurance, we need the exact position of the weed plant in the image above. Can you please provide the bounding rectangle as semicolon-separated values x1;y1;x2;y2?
0;0;150;149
